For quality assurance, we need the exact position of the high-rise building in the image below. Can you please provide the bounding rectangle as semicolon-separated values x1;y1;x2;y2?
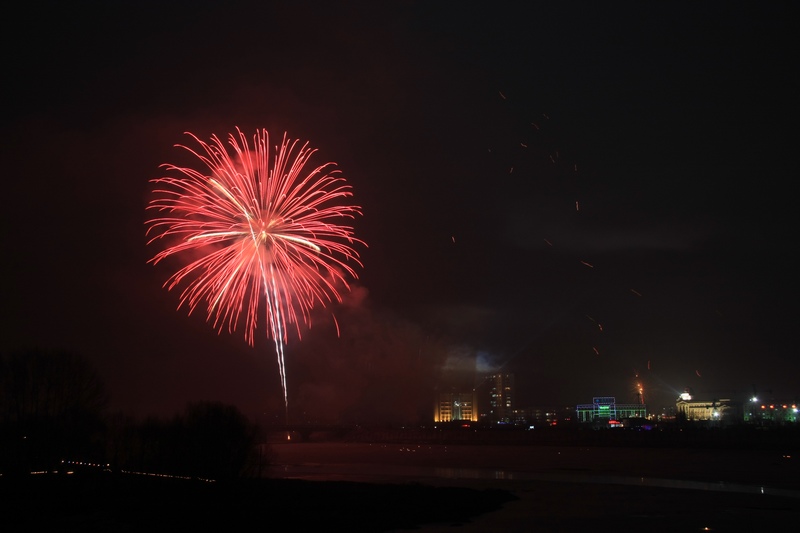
479;373;514;423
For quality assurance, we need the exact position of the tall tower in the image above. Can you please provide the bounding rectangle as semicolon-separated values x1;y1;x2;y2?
481;373;514;423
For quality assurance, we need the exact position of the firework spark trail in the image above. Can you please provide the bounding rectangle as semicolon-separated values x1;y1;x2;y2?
146;128;365;417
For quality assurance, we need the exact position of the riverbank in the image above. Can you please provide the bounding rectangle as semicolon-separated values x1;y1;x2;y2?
0;472;515;532
4;440;800;532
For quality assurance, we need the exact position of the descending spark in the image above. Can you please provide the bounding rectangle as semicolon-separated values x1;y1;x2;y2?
580;260;594;268
630;288;642;297
585;315;603;332
145;128;365;417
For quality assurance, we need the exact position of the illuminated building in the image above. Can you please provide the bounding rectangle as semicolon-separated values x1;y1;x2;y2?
675;390;742;424
434;391;478;423
744;399;798;425
510;407;546;427
575;396;646;425
478;373;515;423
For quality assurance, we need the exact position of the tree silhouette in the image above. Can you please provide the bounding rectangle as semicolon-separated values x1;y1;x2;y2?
0;349;109;475
104;402;267;480
174;401;265;480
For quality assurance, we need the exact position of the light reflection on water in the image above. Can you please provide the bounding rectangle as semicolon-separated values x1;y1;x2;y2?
430;466;800;498
272;463;800;499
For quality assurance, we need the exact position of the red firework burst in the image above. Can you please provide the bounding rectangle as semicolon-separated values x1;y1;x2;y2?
145;128;365;408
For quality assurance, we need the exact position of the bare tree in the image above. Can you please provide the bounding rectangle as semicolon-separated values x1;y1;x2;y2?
0;349;109;474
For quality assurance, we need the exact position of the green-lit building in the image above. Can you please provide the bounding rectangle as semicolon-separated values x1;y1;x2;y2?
576;396;646;425
744;400;799;425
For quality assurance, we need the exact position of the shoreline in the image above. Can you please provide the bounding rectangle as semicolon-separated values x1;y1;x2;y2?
4;442;800;532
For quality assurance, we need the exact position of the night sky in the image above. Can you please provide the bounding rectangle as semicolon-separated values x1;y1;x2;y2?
2;1;796;425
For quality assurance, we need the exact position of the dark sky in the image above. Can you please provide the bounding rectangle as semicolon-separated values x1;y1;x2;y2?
2;1;796;425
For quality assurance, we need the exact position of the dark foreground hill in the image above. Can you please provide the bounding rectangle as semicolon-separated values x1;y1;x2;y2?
0;472;517;532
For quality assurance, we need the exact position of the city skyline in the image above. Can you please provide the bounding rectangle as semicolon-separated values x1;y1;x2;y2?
436;370;793;421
